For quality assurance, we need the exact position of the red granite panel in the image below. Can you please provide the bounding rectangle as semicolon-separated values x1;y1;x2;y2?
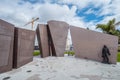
70;26;118;64
0;19;14;73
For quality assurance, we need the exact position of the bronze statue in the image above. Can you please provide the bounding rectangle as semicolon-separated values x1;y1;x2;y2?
102;45;111;64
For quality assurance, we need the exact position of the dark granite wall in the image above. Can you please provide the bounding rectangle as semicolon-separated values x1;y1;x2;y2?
36;24;50;58
0;19;14;73
13;27;35;68
47;20;69;57
70;26;118;64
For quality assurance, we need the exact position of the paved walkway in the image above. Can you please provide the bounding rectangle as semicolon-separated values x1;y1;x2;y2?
0;56;120;80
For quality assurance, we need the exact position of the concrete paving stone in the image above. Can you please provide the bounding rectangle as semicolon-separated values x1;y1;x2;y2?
0;56;120;80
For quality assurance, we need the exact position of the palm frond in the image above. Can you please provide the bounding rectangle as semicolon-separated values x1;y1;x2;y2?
96;18;120;37
112;18;115;24
96;24;106;29
96;24;108;33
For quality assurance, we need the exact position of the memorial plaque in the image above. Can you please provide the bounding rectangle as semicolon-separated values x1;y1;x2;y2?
36;24;50;58
48;20;69;57
13;28;35;68
0;19;14;73
70;26;118;64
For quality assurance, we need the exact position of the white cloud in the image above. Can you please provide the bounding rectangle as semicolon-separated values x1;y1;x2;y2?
84;8;96;14
56;0;120;30
36;3;86;28
90;0;120;27
57;0;111;9
0;1;87;30
0;0;120;31
0;1;40;29
93;0;120;29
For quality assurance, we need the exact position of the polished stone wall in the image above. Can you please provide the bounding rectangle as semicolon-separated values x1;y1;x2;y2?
48;20;69;57
36;24;50;58
70;26;118;64
13;27;35;68
0;18;118;74
0;19;14;73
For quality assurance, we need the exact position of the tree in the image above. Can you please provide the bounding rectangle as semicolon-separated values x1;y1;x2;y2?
96;18;120;34
96;18;120;43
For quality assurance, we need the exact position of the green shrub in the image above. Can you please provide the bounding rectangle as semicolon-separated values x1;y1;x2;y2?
33;50;40;56
117;52;120;62
118;46;120;52
64;51;68;54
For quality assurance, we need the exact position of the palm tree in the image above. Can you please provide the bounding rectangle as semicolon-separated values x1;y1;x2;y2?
96;18;120;44
96;18;120;35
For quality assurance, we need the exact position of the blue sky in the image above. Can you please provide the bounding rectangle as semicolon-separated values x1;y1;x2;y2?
0;0;120;31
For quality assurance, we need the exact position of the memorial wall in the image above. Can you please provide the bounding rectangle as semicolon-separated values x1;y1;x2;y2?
13;27;35;68
0;19;118;73
36;24;50;58
47;20;69;57
70;26;118;64
0;19;14;73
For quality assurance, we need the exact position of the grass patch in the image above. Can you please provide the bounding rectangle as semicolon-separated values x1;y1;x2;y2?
33;50;120;62
65;51;75;56
33;50;40;56
117;52;120;62
65;51;120;62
